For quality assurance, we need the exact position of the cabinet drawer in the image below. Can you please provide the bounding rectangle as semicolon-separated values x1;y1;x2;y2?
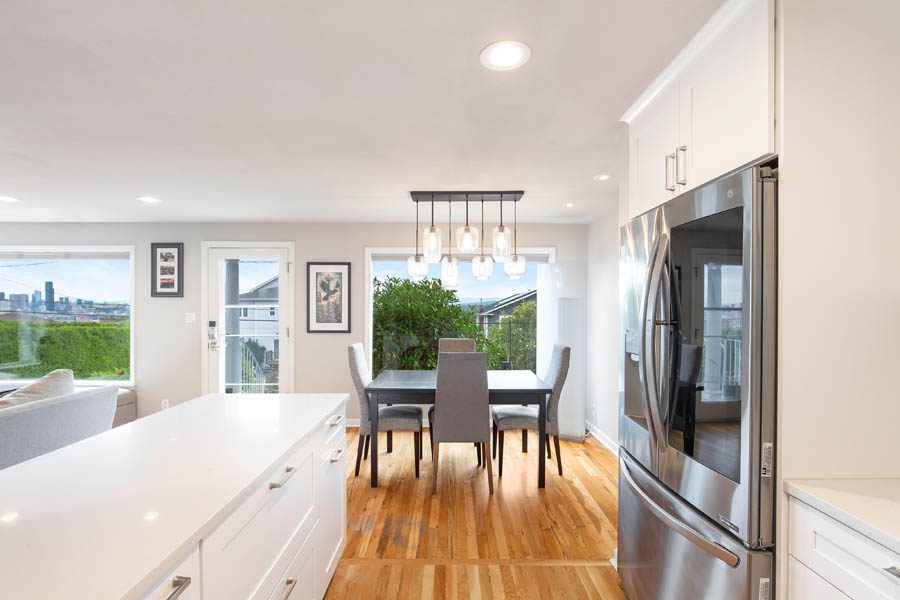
138;545;201;600
204;439;318;600
788;556;849;600
268;523;317;600
789;498;900;599
322;409;345;450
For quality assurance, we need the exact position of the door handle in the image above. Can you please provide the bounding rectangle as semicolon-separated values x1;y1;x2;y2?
665;153;676;191
269;466;297;490
640;235;662;448
643;233;670;451
281;577;299;599
327;414;345;427
676;145;688;185
621;461;740;568
167;576;192;600
329;448;345;463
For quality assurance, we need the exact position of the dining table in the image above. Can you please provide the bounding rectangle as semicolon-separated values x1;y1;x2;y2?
365;369;552;488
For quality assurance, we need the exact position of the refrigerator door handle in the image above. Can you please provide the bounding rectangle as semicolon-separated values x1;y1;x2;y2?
621;460;740;568
643;232;669;451
639;233;662;448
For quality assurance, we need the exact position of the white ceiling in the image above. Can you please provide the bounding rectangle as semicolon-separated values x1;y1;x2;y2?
0;0;723;224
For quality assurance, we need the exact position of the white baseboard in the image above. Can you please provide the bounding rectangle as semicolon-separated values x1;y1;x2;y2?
585;420;619;454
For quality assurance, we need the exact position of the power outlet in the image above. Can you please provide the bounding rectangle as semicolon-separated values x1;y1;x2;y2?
161;398;170;411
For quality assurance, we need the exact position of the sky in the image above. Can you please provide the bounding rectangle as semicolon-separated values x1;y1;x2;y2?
0;259;132;304
372;259;537;304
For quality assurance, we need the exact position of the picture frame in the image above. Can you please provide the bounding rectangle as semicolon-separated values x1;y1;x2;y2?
150;243;184;297
307;262;350;333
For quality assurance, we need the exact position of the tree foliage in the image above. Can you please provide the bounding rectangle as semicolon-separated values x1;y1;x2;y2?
372;277;503;374
486;300;537;371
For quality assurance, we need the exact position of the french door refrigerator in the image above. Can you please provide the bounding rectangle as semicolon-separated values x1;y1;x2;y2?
618;157;777;600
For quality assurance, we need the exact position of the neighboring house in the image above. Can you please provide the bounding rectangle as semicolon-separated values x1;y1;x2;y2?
477;289;536;328
238;276;280;363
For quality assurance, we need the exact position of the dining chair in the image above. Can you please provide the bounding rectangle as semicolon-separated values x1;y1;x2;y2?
430;338;482;464
430;352;493;494
348;343;424;478
673;344;703;454
491;344;570;477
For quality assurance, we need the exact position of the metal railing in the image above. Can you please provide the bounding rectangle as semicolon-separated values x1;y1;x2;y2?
482;318;537;371
240;340;266;386
699;336;742;400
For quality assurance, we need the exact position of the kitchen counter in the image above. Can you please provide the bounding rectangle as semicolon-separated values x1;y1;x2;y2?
784;478;900;555
0;392;348;599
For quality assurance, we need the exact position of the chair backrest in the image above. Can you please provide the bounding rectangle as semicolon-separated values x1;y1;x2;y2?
0;386;117;470
347;343;372;425
438;338;475;353
545;345;571;426
679;344;702;386
433;352;489;443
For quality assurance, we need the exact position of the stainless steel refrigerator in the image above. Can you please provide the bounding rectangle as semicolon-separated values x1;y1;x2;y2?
618;157;777;599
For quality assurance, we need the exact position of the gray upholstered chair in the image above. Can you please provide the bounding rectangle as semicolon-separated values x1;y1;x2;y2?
348;343;424;478
430;351;493;494
0;386;117;470
438;338;475;353
491;344;571;477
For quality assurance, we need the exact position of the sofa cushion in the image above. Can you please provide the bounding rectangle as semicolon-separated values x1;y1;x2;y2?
0;369;75;408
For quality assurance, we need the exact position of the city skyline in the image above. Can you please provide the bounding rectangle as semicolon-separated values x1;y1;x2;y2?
0;259;132;305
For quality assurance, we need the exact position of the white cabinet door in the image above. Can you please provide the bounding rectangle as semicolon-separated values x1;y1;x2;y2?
317;426;347;598
629;81;679;219
788;557;850;600
678;0;774;190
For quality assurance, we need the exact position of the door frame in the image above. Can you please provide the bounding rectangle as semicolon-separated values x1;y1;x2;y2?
200;241;295;395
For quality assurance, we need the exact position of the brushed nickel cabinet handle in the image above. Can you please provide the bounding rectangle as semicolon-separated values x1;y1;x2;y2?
167;575;191;600
676;145;688;185
327;414;344;427
330;448;345;463
665;153;676;191
269;466;296;490
884;566;900;581
282;577;299;599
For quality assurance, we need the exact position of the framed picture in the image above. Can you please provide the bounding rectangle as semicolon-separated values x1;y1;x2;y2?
151;243;184;297
307;262;350;333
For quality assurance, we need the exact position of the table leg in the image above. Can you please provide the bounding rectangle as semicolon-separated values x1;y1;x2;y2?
369;391;379;488
537;393;546;488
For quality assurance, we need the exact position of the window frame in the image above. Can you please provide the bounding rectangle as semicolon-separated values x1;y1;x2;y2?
0;244;136;388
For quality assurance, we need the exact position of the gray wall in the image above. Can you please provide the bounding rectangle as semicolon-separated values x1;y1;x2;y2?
0;221;589;419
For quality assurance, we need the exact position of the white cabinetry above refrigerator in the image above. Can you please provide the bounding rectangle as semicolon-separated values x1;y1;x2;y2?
623;0;775;220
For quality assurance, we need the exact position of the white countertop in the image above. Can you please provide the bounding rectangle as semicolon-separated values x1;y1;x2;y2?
785;478;900;555
0;392;347;599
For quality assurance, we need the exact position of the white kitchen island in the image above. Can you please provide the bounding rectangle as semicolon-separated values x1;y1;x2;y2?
0;393;348;600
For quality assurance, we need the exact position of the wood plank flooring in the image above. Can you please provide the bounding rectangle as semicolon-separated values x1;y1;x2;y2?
326;428;624;599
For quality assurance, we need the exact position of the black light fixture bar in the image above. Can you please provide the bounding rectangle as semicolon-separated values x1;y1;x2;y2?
410;191;524;204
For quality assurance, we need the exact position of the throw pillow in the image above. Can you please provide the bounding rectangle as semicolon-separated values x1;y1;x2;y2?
0;369;75;408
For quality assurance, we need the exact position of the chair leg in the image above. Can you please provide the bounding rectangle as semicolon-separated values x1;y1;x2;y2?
387;431;393;453
429;428;433;459
363;435;370;460
498;430;505;477
546;434;552;459
354;433;364;476
554;435;563;476
419;428;424;459
492;421;498;459
414;432;420;478
432;443;440;493
476;442;482;467
522;429;528;452
484;442;494;495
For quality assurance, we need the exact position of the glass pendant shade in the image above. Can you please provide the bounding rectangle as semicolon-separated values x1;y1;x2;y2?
492;225;512;262
456;226;479;253
440;256;460;288
504;254;527;279
423;226;442;263
471;255;494;280
407;255;429;280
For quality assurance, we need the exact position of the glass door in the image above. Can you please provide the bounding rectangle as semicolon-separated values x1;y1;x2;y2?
205;246;293;394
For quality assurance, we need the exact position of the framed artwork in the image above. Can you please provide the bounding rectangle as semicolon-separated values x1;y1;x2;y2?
151;243;184;297
307;262;350;333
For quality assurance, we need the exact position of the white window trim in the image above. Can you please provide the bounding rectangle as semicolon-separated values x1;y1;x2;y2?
200;241;296;395
0;244;136;388
363;246;556;374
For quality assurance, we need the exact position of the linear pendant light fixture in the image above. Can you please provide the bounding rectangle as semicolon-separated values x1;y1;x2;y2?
492;194;512;263
423;195;442;263
440;200;460;288
407;200;429;280
472;197;494;280
456;195;479;253
504;197;526;279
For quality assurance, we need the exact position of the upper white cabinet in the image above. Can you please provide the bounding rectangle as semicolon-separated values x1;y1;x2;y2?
623;0;775;219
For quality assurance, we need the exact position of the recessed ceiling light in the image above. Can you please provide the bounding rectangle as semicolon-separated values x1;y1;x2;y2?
565;202;574;208
138;196;161;204
0;512;19;523
480;41;531;71
143;511;159;522
0;196;20;203
593;174;611;181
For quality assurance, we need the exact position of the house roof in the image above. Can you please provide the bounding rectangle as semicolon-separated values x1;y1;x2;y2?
239;276;279;302
479;289;536;317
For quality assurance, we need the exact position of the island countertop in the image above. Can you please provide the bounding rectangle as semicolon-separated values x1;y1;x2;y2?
0;392;348;599
784;477;900;556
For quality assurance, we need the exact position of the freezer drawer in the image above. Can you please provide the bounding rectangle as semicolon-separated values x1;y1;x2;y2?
618;451;773;600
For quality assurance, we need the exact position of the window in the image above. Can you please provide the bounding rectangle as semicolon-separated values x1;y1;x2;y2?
269;307;276;317
0;247;134;384
241;307;248;318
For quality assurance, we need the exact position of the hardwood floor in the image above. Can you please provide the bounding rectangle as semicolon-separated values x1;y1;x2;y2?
326;428;624;599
